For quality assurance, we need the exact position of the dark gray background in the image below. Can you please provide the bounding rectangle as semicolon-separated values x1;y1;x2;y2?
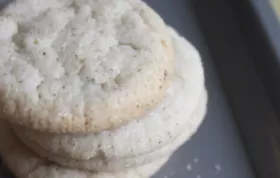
0;0;256;178
148;0;255;178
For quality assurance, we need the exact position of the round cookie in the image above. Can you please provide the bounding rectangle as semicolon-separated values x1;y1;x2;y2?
15;89;207;172
0;0;173;133
0;121;169;178
13;27;205;163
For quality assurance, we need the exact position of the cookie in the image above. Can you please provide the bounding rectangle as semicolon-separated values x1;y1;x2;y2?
0;0;173;133
15;89;207;172
0;120;169;178
13;27;205;164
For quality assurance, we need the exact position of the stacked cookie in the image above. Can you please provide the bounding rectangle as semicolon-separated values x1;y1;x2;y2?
0;0;207;177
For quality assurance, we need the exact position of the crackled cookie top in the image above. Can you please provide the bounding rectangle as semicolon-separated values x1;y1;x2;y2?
0;0;173;133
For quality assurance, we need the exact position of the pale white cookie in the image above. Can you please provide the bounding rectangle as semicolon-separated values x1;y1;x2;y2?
16;89;207;172
0;0;173;133
0;120;169;178
13;27;205;165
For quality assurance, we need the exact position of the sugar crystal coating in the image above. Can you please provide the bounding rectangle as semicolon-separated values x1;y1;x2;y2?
0;0;173;133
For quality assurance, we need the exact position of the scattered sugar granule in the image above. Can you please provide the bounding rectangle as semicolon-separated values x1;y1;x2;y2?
214;164;222;173
193;158;199;163
186;164;192;171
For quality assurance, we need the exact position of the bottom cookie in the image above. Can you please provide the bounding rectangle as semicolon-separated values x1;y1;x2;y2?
13;89;207;173
0;120;169;178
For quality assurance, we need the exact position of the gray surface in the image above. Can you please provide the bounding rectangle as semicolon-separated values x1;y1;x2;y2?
147;1;256;178
251;0;280;61
0;0;255;178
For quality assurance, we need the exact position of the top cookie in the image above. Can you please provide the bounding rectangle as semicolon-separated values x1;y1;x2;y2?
0;0;173;133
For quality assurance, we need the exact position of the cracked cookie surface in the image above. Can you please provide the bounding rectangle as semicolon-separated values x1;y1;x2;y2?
0;0;173;133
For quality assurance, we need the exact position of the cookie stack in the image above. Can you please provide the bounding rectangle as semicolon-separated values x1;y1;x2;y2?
0;0;207;177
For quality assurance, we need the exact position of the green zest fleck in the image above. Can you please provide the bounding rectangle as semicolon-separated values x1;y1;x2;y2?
34;39;39;44
115;74;122;85
79;58;85;64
